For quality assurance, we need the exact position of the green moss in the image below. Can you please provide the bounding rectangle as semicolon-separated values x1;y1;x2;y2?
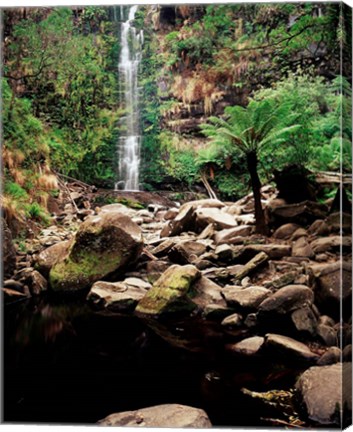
136;265;200;316
116;197;145;209
49;249;122;292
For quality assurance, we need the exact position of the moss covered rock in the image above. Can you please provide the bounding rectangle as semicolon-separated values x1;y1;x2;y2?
135;264;201;317
49;212;143;292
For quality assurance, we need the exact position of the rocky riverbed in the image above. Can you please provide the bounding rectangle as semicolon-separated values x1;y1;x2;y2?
2;184;352;428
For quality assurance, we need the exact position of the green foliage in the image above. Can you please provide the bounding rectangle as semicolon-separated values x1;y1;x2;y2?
216;171;250;200
201;98;300;157
4;7;120;185
159;131;200;186
4;182;28;200
24;202;50;225
254;72;352;172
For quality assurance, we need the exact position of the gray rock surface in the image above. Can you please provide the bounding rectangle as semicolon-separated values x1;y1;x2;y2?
222;286;271;309
87;280;148;313
259;285;313;315
98;404;212;427
226;336;265;357
295;363;352;426
264;333;320;363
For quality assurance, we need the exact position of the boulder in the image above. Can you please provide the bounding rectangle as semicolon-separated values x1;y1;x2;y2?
34;240;71;278
292;237;314;258
222;286;271;309
168;241;207;264
215;244;234;262
160;203;194;237
135;265;201;317
264;333;320;363
310;236;352;254
258;285;313;315
150;238;175;257
308;219;330;236
163;208;179;220
87;280;148;313
234;244;291;262
310;261;352;319
192;276;225;311
316;324;337;346
291;228;308;240
49;212;143;292
28;270;48;295
221;313;243;327
2;218;16;278
197;223;215;240
317;347;341;366
273;223;300;240
195;208;237;231
291;306;318;336
214;225;253;245
160;199;225;237
268;201;328;227
98;404;212;428
226;336;265;357
295;363;352;426
98;203;137;218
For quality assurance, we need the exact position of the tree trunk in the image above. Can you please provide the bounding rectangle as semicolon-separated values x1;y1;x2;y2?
246;151;268;235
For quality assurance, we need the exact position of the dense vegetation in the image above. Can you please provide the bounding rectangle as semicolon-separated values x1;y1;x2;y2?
2;4;352;234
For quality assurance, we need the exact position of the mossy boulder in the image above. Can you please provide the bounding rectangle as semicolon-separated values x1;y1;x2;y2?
49;212;143;292
135;264;201;317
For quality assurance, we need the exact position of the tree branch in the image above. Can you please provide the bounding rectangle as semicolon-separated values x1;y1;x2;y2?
4;52;51;81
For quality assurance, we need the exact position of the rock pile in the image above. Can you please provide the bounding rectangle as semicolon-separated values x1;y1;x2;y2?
3;185;351;427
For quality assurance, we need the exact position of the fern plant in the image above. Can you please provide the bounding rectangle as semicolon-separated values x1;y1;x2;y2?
201;98;300;234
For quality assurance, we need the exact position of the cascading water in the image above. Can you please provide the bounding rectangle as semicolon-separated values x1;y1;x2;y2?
115;5;143;191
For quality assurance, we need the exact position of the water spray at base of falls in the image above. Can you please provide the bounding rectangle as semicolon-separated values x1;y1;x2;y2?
115;6;143;192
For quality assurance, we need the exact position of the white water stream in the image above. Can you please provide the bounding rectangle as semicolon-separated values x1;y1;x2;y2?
115;6;143;191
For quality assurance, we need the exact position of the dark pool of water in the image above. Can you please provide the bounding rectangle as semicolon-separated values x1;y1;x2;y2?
3;296;297;426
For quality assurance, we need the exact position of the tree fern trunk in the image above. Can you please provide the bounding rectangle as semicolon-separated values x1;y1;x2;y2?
246;151;268;235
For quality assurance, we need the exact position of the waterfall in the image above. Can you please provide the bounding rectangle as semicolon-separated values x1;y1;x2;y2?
115;5;143;191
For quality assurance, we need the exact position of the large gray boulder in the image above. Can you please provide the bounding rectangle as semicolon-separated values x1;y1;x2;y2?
214;225;253;245
195;207;237;230
295;363;352;426
98;404;212;427
258;285;314;315
49;212;143;292
87;279;149;313
160;199;225;237
222;286;271;309
309;261;352;319
264;333;320;363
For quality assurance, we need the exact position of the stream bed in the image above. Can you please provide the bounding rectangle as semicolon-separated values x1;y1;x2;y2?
3;295;299;427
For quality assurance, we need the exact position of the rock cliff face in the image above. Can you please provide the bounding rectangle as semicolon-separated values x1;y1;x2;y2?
142;4;344;138
137;4;350;193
